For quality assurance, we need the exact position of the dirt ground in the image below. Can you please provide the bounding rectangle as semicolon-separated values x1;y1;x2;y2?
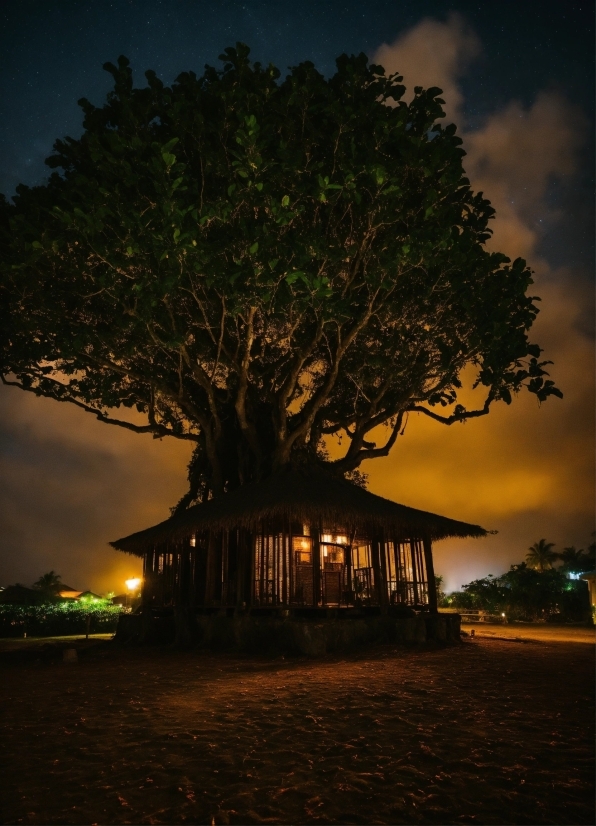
0;631;594;825
460;622;595;644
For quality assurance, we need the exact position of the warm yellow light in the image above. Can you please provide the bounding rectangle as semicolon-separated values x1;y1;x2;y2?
125;577;141;592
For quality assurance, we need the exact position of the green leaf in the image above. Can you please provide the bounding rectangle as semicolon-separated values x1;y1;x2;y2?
162;137;180;152
281;195;290;207
285;271;305;285
249;241;259;254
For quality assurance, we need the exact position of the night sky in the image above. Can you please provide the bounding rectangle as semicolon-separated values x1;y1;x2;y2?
1;0;594;594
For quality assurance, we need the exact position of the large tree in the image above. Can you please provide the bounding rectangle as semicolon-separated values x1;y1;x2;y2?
0;45;561;508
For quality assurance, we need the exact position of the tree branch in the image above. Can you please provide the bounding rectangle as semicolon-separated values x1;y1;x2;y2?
1;375;200;440
333;410;405;473
408;389;496;424
234;306;262;464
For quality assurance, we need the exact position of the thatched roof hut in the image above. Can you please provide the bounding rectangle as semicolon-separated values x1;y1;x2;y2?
111;466;488;616
111;466;487;555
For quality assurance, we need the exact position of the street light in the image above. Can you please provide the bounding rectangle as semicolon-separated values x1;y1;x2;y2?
125;577;141;607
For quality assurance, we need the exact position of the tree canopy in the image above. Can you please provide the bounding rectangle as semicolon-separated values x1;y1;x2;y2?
444;562;590;622
0;45;561;506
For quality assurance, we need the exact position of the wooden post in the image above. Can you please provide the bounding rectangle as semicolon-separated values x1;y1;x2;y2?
409;539;419;605
248;530;256;607
194;536;207;610
282;523;288;606
312;527;321;607
378;536;390;611
142;549;152;610
259;526;265;606
345;543;352;600
180;541;191;606
422;535;439;613
204;531;219;607
371;536;387;610
235;529;245;608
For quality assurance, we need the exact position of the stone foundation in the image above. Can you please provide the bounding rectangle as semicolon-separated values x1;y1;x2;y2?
115;609;461;655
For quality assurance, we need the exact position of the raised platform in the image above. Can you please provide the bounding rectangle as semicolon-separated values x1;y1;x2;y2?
115;609;461;655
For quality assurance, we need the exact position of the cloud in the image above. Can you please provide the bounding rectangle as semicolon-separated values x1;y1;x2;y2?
371;18;594;592
373;13;481;123
0;387;191;593
465;92;586;260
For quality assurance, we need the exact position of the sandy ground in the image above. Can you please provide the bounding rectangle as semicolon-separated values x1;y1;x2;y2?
461;622;595;644
0;633;593;825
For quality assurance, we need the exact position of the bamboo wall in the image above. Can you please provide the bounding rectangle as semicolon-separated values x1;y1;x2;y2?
141;522;435;612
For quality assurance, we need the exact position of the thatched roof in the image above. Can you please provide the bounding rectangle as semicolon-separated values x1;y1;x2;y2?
111;466;489;555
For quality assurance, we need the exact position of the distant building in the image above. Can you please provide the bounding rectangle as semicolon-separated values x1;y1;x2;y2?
0;584;47;605
58;589;103;601
0;584;103;604
580;572;596;623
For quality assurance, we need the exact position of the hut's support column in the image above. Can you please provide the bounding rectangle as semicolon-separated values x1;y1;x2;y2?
235;529;246;609
410;540;420;605
139;548;158;643
312;529;321;607
248;531;255;606
204;531;221;608
345;544;353;603
174;540;197;646
371;538;387;611
141;549;153;610
422;536;438;614
378;538;390;612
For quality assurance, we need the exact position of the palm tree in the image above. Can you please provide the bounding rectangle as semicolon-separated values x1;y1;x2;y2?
32;571;62;595
526;539;556;572
557;544;595;575
556;546;582;572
